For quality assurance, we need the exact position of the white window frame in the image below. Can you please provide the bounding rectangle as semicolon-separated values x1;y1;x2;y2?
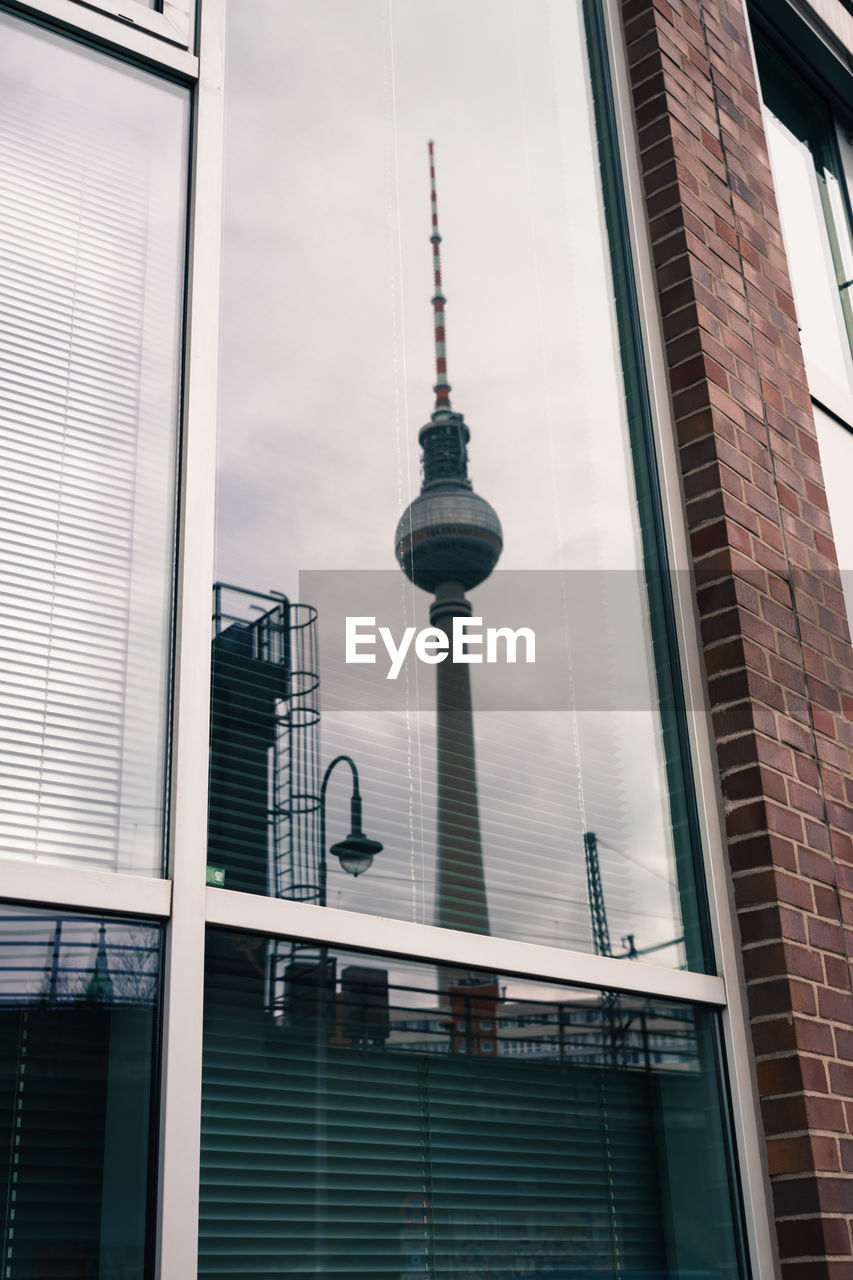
746;0;853;438
70;0;195;49
0;0;779;1277
803;102;853;431
603;1;780;1275
9;0;196;71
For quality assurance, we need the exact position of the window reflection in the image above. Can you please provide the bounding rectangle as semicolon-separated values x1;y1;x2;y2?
200;935;745;1278
757;40;853;397
211;0;701;967
0;16;188;878
814;406;853;617
0;906;161;1279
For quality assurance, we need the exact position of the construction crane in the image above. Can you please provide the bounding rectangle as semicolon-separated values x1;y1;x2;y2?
583;831;625;1067
584;831;612;959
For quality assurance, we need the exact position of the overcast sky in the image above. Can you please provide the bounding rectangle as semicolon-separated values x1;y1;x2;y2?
216;0;693;967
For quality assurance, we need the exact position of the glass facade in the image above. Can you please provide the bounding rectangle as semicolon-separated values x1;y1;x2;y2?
200;935;744;1278
0;905;162;1278
209;0;708;972
194;8;751;1267
0;0;774;1275
0;15;188;878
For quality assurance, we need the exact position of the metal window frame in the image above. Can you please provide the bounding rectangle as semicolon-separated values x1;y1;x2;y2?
153;0;224;1270
600;0;780;1275
0;862;172;918
748;1;853;437
64;0;195;49
0;0;778;1276
3;0;197;74
0;3;204;1275
206;888;726;1006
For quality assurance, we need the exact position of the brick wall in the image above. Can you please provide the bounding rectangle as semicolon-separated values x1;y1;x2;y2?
619;0;853;1274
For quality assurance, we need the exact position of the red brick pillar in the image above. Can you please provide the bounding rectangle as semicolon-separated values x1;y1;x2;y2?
619;0;853;1273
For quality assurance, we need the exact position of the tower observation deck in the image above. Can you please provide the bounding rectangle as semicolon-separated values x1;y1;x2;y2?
394;142;502;935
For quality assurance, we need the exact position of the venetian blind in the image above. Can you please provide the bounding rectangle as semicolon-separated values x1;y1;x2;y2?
199;946;672;1278
0;20;187;875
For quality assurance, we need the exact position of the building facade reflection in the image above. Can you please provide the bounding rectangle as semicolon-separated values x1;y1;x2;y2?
0;908;160;1278
201;935;739;1279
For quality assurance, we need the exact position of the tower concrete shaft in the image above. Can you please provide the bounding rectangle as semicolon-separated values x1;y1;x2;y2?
431;585;490;935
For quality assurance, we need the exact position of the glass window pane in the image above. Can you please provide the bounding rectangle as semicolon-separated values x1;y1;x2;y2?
210;0;707;969
0;905;162;1278
199;933;746;1278
814;405;853;620
0;15;188;877
757;44;853;397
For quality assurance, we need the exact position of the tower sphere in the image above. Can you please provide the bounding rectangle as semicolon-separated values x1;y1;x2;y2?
395;477;503;593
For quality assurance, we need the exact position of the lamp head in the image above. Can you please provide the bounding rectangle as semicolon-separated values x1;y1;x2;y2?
330;831;383;878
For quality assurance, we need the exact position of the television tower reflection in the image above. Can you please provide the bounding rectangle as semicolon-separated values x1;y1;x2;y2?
395;142;503;938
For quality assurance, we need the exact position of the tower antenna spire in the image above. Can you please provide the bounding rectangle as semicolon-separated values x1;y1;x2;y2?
429;140;451;412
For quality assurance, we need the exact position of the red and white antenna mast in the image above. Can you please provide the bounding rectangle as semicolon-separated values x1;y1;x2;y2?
429;140;452;412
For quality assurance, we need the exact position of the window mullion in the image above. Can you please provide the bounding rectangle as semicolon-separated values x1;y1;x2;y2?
205;887;728;1009
154;0;225;1274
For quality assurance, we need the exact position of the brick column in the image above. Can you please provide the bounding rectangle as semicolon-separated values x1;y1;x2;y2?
619;1;853;1274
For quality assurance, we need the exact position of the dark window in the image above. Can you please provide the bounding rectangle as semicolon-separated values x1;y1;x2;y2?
0;905;162;1278
200;935;745;1278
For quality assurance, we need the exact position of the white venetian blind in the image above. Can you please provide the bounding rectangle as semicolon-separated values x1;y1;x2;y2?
0;16;188;875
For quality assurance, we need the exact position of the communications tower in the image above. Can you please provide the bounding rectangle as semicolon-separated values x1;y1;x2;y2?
395;142;503;934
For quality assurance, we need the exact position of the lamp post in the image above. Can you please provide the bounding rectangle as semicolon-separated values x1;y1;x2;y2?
318;754;383;907
313;756;382;1275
